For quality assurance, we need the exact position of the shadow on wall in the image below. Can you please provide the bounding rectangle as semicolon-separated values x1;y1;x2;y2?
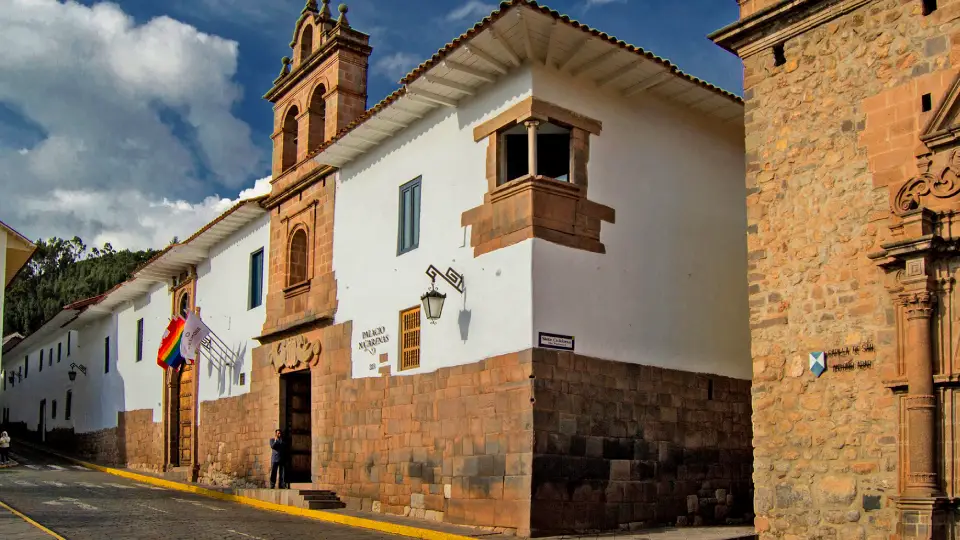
458;281;471;342
206;341;247;397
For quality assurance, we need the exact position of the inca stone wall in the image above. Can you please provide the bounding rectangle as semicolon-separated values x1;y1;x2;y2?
529;349;753;534
740;2;960;539
45;409;162;472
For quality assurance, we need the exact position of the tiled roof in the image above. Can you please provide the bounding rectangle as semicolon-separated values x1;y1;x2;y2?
305;0;741;162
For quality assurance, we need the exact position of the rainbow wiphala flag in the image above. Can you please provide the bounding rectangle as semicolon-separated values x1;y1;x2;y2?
157;317;186;370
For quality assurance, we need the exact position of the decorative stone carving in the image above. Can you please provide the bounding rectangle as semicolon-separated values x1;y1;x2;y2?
902;291;936;320
267;335;321;372
895;150;960;215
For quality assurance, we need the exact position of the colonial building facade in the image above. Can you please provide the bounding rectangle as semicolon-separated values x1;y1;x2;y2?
0;198;268;475
2;0;754;536
711;0;960;539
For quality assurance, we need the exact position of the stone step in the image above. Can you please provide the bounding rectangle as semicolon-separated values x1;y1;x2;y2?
306;499;345;510
301;494;340;502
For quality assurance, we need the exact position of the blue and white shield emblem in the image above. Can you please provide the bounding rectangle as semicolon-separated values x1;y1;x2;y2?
809;352;826;378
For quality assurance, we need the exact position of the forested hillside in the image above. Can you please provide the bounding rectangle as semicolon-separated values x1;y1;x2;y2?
3;237;159;336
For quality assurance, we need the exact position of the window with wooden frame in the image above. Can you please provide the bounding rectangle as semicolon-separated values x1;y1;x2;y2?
136;318;144;362
397;177;421;255
399;306;421;371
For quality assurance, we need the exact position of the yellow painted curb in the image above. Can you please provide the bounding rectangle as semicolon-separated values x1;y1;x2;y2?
22;444;477;540
0;499;66;539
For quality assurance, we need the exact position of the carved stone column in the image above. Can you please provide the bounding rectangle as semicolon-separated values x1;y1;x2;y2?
901;290;938;497
525;119;540;177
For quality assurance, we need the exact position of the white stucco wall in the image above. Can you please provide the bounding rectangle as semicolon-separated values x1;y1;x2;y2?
195;214;269;405
0;329;93;434
334;68;536;378
115;283;169;424
0;212;269;436
528;66;751;380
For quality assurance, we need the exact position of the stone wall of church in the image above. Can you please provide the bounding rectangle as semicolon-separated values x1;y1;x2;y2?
738;2;960;540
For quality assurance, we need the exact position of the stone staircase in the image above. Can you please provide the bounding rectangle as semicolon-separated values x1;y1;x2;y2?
234;486;345;510
298;489;344;510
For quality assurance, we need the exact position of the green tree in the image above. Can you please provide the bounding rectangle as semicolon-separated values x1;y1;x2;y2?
3;237;158;336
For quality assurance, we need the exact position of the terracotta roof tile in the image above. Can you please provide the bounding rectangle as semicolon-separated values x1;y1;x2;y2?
305;0;741;162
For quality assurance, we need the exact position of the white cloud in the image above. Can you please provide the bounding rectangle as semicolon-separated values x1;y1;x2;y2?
15;175;272;250
445;1;496;23
0;0;264;250
372;51;420;82
585;0;628;8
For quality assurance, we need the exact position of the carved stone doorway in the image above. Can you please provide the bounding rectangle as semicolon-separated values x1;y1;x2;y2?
280;371;311;484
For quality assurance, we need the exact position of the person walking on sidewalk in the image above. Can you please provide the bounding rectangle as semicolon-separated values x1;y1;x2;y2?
269;429;286;489
0;431;10;464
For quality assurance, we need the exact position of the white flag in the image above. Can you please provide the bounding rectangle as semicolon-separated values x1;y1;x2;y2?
181;311;211;362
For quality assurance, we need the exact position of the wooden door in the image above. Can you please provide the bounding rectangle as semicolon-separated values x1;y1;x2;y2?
178;365;194;466
284;372;311;483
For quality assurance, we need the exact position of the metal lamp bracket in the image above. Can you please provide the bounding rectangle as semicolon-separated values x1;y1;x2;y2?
425;265;465;294
70;363;87;376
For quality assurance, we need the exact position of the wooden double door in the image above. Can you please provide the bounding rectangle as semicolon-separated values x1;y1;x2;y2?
168;364;194;467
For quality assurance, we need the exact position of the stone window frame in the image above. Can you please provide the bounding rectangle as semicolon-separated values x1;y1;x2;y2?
473;96;601;192
462;96;615;257
286;225;311;293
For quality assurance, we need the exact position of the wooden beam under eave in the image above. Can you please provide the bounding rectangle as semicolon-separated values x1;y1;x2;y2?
559;35;590;72
407;88;458;108
570;49;620;78
464;45;509;74
488;26;522;67
423;75;477;95
622;71;673;98
517;10;539;65
543;21;560;69
441;61;496;83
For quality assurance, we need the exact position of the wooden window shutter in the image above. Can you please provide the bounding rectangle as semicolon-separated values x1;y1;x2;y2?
399;306;421;371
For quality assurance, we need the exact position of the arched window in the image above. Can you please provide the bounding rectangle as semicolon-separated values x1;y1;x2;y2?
288;229;309;286
281;106;299;171
178;292;191;318
299;25;314;65
307;85;326;151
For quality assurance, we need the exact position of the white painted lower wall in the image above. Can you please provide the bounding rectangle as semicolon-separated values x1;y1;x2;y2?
529;66;751;380
334;68;536;378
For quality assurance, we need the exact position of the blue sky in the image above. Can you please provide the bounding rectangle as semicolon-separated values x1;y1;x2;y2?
0;0;741;249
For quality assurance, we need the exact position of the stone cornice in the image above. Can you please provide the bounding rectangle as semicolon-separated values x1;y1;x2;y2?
264;34;372;102
709;0;872;58
264;164;337;209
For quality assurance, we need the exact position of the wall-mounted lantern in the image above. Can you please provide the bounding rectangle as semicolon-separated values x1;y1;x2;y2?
68;363;87;382
421;265;465;323
7;373;14;387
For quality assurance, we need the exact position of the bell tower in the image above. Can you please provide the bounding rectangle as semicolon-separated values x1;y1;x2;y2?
264;0;371;195
259;0;371;337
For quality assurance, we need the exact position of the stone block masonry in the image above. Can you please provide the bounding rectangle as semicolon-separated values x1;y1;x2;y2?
190;318;752;536
713;1;960;539
530;349;753;534
45;409;163;473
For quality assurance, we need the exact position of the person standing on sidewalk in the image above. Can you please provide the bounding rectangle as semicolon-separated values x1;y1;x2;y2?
269;429;286;489
0;431;10;464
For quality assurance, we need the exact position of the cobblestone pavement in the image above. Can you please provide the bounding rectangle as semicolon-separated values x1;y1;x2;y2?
0;445;402;540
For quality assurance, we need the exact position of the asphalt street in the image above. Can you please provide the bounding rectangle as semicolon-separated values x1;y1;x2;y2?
0;444;401;540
